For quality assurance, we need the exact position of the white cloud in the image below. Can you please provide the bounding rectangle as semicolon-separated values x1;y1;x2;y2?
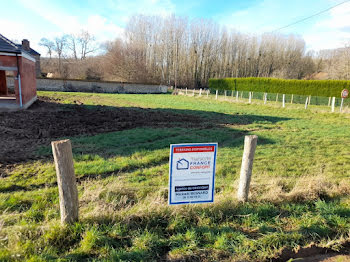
10;0;175;55
10;0;125;55
216;0;350;51
304;1;350;50
109;0;175;19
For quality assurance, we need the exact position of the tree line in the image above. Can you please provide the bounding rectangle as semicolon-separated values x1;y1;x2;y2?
39;14;349;87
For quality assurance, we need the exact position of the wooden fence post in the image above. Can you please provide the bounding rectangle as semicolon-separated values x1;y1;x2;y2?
199;88;202;97
216;90;218;100
237;135;258;203
331;97;336;112
291;94;294;104
236;91;239;102
305;97;308;109
185;87;188;95
282;94;285;108
52;139;79;224
248;92;252;103
264;93;267;104
340;98;344;113
328;97;331;106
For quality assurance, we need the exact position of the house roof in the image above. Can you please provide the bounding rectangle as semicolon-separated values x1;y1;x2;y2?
16;44;40;56
0;34;21;53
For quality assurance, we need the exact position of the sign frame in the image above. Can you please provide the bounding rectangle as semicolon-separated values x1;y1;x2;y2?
168;143;218;205
341;89;349;99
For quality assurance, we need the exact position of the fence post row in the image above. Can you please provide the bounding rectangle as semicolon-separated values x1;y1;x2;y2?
237;135;258;203
52;139;79;225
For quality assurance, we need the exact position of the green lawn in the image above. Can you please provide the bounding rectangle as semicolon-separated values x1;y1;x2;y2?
1;91;350;261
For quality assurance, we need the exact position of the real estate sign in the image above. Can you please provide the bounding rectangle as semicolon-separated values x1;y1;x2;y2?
168;143;217;205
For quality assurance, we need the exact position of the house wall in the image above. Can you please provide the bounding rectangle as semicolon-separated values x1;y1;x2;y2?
19;56;37;105
0;54;17;68
34;55;41;77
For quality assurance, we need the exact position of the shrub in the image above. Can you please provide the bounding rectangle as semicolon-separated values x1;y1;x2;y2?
209;77;350;97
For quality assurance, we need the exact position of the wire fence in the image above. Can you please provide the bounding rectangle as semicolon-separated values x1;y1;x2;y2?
176;88;350;112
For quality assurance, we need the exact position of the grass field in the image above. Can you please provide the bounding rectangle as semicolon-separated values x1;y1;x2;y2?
1;91;350;261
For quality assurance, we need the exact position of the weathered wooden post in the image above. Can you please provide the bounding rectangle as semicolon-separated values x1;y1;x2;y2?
331;97;336;112
248;92;252;103
52;139;79;224
216;90;218;100
199;88;202;97
291;94;294;104
264;93;267;104
305;97;309;109
236;91;239;102
237;135;258;203
328;97;331;106
185;87;188;95
282;94;285;108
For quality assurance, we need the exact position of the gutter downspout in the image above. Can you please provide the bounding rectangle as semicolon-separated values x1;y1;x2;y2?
16;54;23;108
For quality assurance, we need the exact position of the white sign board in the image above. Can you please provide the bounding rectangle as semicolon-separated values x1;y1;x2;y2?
168;143;218;205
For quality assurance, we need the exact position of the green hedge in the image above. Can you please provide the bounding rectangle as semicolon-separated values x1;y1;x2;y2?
209;78;350;97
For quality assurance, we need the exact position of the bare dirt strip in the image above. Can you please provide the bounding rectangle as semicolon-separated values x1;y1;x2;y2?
0;96;202;165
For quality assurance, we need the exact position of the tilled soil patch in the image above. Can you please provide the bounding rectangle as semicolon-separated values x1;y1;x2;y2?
0;97;204;165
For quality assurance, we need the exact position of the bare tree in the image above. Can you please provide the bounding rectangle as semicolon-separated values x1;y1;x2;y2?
77;30;98;60
54;35;68;76
39;38;55;59
67;34;78;60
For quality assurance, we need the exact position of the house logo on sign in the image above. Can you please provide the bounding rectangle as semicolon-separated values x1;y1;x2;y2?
176;159;189;170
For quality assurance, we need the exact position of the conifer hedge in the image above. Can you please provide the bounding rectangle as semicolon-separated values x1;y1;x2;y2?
209;77;350;97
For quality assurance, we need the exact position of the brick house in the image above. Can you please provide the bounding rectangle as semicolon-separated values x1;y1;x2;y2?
0;33;37;110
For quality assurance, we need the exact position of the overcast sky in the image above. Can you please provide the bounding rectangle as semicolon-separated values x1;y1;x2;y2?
1;0;350;56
